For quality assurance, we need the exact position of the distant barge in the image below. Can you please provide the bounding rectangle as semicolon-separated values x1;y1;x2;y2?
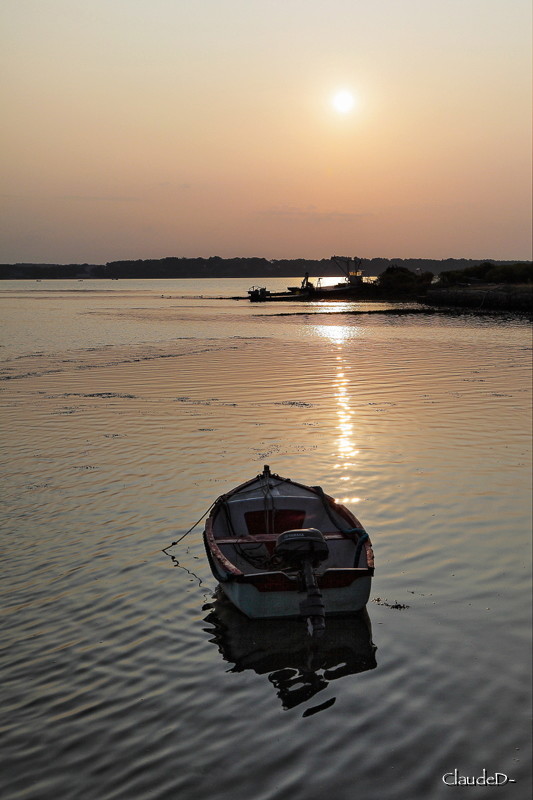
248;256;364;302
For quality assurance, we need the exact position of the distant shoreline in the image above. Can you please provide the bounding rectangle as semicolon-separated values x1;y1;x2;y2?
1;256;530;281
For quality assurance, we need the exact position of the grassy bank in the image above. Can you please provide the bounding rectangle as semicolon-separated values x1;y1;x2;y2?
425;284;532;311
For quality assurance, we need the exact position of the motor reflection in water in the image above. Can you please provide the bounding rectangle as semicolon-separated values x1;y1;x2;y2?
203;588;377;716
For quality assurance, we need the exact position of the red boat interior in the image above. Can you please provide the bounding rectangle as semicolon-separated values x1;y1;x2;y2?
212;495;369;574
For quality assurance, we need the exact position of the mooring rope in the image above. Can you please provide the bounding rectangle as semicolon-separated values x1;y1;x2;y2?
162;501;216;554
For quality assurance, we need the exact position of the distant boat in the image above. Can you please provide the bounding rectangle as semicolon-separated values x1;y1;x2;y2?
248;255;364;302
248;285;309;302
203;465;374;636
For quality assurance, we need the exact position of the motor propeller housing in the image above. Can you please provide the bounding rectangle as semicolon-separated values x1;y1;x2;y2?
274;528;329;568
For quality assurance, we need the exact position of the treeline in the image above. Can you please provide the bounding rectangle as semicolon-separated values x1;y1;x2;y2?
0;256;530;280
371;262;532;298
337;263;532;309
374;265;434;295
0;263;101;279
437;260;533;286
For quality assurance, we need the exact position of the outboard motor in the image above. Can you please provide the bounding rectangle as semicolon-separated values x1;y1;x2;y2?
275;529;329;637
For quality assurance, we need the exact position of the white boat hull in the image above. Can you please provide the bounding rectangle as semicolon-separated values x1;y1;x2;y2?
218;574;372;619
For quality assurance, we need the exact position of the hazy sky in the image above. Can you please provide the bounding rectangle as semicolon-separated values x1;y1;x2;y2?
1;0;531;263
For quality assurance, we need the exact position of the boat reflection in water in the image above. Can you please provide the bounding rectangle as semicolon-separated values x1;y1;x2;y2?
203;588;377;715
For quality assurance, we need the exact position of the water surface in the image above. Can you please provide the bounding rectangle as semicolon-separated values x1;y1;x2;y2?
1;280;531;799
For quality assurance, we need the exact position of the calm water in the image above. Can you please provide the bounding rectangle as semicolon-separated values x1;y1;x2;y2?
1;280;531;800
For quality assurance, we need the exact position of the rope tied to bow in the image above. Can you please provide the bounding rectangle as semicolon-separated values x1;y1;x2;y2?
162;500;216;555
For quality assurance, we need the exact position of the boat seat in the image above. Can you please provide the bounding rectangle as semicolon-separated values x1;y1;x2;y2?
214;531;350;545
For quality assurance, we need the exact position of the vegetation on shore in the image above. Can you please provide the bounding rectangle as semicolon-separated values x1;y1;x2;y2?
371;262;532;310
1;256;530;281
437;260;532;286
374;265;434;295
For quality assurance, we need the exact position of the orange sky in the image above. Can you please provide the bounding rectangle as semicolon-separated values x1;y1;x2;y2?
1;0;531;263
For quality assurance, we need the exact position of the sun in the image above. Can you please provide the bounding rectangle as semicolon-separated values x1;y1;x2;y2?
331;89;356;114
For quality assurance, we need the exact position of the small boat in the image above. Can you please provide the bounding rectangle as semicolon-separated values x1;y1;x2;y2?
247;286;311;302
203;465;374;635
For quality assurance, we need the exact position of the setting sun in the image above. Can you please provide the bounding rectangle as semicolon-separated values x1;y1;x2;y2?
331;89;356;113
